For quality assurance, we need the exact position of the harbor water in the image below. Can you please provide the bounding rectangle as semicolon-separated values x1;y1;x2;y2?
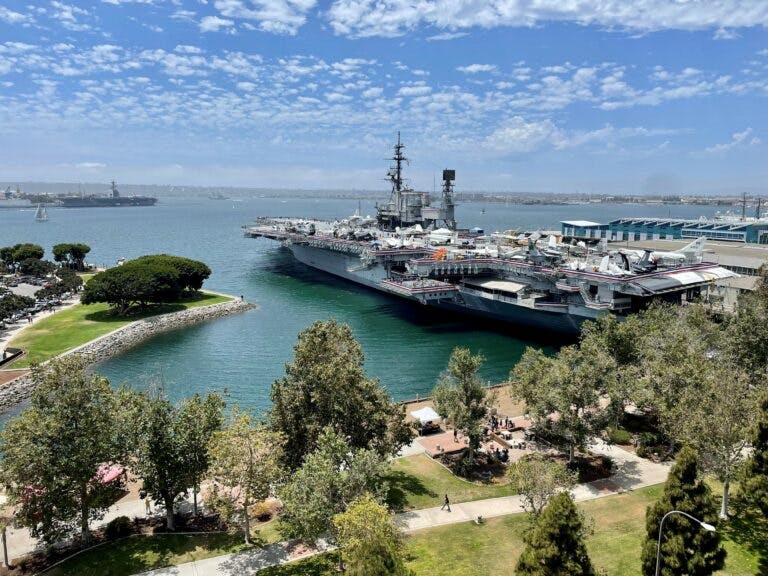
0;197;718;414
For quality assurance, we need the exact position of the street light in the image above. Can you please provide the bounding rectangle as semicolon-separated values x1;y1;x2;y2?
655;510;716;576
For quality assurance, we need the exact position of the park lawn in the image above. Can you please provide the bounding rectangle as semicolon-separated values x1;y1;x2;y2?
385;454;515;511
42;533;249;576
404;484;758;576
9;291;232;367
41;520;282;576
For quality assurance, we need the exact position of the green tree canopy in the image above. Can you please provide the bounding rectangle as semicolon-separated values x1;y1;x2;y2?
130;390;190;531
0;356;126;544
507;455;577;517
511;340;617;462
269;320;411;470
134;255;211;291
178;392;225;515
279;427;387;545
333;494;411;576
432;347;488;464
675;362;758;518
82;255;210;314
515;491;595;576
207;408;283;544
18;258;55;278
11;243;44;264
53;243;91;271
743;390;768;516
640;446;725;576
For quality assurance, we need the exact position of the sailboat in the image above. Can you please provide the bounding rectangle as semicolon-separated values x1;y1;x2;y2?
34;204;48;222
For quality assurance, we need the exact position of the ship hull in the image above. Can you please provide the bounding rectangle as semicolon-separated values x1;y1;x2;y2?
287;243;590;334
59;197;157;207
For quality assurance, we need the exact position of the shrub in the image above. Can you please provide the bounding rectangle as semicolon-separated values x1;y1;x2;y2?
251;501;273;522
607;426;633;445
104;516;133;540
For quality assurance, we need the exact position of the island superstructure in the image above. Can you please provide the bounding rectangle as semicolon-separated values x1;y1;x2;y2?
245;136;736;334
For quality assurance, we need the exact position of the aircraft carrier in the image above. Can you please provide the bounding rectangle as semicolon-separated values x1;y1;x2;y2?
244;135;736;334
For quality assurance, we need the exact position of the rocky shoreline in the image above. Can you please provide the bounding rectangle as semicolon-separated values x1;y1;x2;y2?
0;297;255;412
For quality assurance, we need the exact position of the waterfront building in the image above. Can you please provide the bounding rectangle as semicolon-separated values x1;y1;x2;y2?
562;217;768;244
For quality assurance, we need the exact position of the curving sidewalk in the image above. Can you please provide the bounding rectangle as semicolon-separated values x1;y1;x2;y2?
131;439;670;576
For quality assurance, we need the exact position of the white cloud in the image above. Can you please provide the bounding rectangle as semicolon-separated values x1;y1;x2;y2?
237;81;257;91
457;64;496;74
426;31;468;41
704;127;761;153
483;117;558;153
199;15;235;32
175;45;204;54
713;27;740;40
213;0;317;35
397;85;431;96
362;86;382;98
75;161;106;169
0;7;33;25
50;1;92;32
327;0;768;38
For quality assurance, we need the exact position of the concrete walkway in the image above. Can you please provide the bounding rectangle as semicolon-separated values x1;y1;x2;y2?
132;439;670;575
133;539;335;576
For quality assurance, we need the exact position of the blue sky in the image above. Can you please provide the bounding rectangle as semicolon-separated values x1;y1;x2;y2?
0;1;766;193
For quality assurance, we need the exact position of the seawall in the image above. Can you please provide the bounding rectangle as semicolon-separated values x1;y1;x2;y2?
0;297;255;412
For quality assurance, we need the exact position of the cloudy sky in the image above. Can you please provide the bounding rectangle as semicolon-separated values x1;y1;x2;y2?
1;1;767;193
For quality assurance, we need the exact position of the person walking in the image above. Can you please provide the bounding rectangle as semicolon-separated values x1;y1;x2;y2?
441;494;451;512
144;497;152;516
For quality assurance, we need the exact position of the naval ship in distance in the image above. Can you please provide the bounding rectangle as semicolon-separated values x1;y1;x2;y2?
245;135;736;334
58;181;157;208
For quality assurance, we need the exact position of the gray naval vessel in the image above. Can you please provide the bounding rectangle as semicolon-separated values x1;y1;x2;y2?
245;135;736;334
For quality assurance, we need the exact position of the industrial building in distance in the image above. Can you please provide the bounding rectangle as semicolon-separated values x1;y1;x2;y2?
562;217;768;244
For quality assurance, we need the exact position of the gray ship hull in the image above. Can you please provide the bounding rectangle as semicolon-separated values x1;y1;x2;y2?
287;243;589;334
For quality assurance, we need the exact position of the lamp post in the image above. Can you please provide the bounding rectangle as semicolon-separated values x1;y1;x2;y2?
655;510;716;576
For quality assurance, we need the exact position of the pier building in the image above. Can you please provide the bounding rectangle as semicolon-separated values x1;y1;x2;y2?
562;217;768;244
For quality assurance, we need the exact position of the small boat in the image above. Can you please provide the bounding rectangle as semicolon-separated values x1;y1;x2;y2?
34;204;48;222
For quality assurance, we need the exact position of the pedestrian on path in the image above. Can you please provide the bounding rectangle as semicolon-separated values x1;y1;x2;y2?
145;497;152;516
441;494;451;512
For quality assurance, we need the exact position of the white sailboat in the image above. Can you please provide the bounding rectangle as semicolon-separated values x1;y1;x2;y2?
34;204;48;222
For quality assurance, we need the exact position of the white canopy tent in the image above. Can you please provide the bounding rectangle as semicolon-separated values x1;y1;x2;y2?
410;406;441;423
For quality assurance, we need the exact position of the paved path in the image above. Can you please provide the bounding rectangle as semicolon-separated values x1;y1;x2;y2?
132;440;670;575
133;539;335;576
398;438;669;531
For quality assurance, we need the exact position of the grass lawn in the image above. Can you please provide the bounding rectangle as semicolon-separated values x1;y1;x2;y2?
385;454;515;511
8;291;232;367
41;532;248;576
404;484;761;576
39;520;282;576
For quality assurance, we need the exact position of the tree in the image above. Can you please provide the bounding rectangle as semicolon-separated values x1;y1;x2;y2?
131;390;189;531
0;293;34;321
269;321;411;470
18;258;55;278
511;341;617;462
0;356;125;544
432;347;487;464
507;455;577;517
515;492;595;576
11;243;44;264
675;363;758;518
279;427;387;548
333;494;411;576
134;255;211;292
640;447;725;576
178;392;225;516
743;390;768;516
53;243;91;271
82;260;182;314
207;408;283;544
